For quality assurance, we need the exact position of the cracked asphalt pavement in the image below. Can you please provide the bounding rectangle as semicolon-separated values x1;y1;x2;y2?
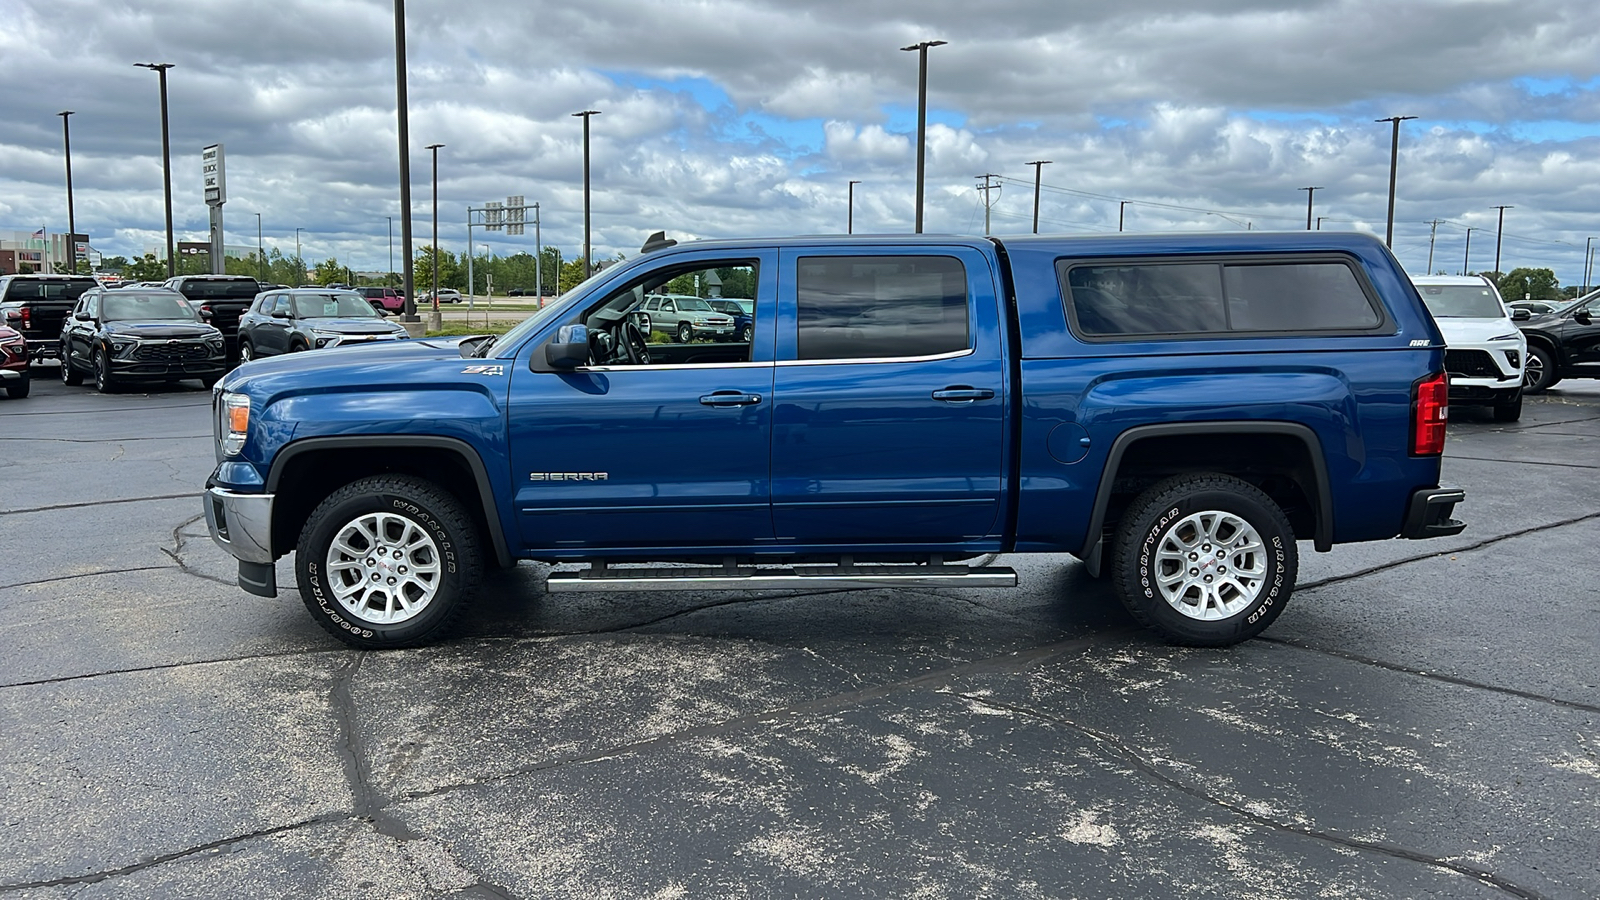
1;374;1596;899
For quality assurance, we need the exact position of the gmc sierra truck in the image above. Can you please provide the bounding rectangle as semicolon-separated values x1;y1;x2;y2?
204;231;1466;650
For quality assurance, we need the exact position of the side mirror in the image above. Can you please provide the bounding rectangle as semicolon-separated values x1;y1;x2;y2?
73;310;91;321
544;324;589;369
1576;310;1593;325
1511;308;1531;321
270;308;290;319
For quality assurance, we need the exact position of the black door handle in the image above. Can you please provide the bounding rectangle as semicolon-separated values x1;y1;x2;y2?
700;391;763;407
932;386;995;402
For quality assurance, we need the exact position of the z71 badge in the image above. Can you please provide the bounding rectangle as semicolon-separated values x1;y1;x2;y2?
461;365;505;375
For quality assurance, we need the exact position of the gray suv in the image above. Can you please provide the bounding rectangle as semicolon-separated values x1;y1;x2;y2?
236;289;409;361
638;293;735;343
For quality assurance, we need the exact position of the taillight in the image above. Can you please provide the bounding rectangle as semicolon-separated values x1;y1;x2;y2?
1411;372;1448;456
19;307;30;328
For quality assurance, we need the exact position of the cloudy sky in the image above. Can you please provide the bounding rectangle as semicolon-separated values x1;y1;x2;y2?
3;0;1599;285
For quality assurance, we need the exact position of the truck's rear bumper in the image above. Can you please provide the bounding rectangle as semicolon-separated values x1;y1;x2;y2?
1401;485;1466;539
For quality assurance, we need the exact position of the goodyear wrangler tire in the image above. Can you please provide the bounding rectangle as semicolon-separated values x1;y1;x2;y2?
296;475;482;649
1111;473;1297;647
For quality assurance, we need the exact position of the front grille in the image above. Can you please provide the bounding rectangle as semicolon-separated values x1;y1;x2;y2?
133;341;211;361
1444;349;1500;378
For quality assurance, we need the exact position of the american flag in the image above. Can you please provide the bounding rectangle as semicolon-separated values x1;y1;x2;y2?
32;227;44;238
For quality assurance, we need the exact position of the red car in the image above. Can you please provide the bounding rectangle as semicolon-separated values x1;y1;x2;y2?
1;315;28;399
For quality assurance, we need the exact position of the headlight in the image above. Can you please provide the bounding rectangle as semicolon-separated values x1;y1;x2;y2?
205;336;225;351
1488;333;1522;342
110;338;137;357
220;392;250;456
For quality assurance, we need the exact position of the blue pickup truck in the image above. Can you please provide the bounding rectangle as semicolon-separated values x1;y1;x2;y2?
204;231;1465;650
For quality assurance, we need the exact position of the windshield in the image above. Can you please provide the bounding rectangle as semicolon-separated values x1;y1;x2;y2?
1416;284;1505;318
489;266;617;354
102;292;200;322
294;293;382;318
674;297;713;312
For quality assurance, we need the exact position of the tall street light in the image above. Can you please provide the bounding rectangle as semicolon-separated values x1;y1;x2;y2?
1493;205;1513;275
426;143;444;328
393;0;418;321
1299;186;1322;230
57;111;77;275
295;227;304;283
254;212;264;281
847;180;861;234
1584;236;1595;292
1375;115;1417;248
387;216;394;286
572;110;600;275
1462;227;1474;275
900;39;946;234
134;63;176;277
1119;200;1128;233
1027;160;1051;234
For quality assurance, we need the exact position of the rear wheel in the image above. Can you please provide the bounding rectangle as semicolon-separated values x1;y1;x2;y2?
296;475;482;649
1523;345;1559;393
239;341;256;363
1111;473;1297;646
1492;390;1523;422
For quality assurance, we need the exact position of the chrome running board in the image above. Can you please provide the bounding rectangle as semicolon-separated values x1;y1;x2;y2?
546;564;1017;593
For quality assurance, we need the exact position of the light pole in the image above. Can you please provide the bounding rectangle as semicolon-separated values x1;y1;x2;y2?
1375;116;1416;248
901;39;946;234
1316;216;1327;230
1493;205;1513;275
387;216;394;287
572;110;600;275
426;143;444;328
1462;227;1474;275
254;212;263;281
134;63;176;277
295;227;304;283
847;180;861;234
57;111;77;275
1299;187;1322;230
393;0;418;321
1027;160;1051;234
1119;200;1128;233
1584;236;1595;292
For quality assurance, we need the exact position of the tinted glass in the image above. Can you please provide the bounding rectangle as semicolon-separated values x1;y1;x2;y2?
796;256;969;360
175;279;260;300
5;279;95;302
1067;264;1224;335
293;293;381;318
1225;263;1381;330
1415;284;1505;319
101;293;200;321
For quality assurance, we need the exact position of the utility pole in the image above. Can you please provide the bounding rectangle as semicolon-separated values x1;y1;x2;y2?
1026;160;1051;234
975;174;1002;236
1119;200;1127;233
426;143;444;330
58;111;77;275
392;0;418;321
901;40;946;234
134;63;176;277
1426;218;1443;273
255;212;264;281
1462;227;1474;275
1316;216;1327;230
1584;236;1595;292
386;216;394;286
1375;116;1417;248
847;180;861;234
572;110;600;275
1300;187;1322;230
1493;205;1513;275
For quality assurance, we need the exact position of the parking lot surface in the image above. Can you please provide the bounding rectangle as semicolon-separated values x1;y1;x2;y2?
1;374;1596;899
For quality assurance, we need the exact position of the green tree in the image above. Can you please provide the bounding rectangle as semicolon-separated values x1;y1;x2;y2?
311;256;348;285
100;255;130;273
1498;267;1561;303
124;253;168;281
413;246;462;293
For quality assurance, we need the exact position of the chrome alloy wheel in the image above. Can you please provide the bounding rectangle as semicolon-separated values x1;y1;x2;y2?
1523;352;1544;388
1153;510;1267;620
325;511;442;624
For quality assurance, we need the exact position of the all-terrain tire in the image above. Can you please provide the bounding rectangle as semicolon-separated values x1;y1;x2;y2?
295;475;483;649
1111;472;1297;646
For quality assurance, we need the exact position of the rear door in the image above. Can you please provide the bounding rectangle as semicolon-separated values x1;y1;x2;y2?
769;246;1008;548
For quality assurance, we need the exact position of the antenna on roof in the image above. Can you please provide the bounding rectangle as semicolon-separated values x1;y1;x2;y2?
640;231;676;254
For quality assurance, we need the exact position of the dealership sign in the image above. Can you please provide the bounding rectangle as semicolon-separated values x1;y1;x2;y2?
202;144;226;206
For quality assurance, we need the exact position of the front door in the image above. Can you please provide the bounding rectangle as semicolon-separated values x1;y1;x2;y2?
508;251;777;554
769;247;1008;549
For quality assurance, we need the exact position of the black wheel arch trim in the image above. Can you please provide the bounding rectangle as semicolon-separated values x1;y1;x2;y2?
1078;421;1336;569
265;435;513;567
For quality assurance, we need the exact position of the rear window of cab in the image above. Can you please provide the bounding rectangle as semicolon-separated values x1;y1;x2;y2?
1058;255;1387;340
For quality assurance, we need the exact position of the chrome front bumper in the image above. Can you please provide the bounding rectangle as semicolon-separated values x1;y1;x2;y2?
204;486;274;564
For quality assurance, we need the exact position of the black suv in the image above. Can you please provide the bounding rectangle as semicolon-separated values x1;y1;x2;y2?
1519;290;1600;392
0;274;98;363
162;275;262;355
59;288;226;392
236;288;410;361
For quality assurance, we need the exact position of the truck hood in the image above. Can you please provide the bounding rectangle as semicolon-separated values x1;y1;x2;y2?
104;321;219;339
223;335;477;387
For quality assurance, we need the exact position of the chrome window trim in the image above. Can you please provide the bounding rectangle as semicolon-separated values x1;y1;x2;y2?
574;360;776;373
777;348;974;367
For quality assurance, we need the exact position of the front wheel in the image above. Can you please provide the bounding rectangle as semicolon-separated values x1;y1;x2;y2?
677;322;694;344
737;323;752;342
1523;345;1558;393
60;349;83;386
93;347;118;394
296;475;483;649
1111;473;1297;646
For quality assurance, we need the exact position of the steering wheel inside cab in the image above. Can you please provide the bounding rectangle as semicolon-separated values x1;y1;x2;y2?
583;304;651;366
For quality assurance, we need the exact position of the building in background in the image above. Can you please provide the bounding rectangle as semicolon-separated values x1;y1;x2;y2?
0;229;93;274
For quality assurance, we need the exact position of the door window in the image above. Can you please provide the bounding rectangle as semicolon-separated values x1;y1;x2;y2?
566;261;760;365
795;256;970;360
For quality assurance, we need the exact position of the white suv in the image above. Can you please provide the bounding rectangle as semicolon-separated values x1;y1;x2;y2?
1411;275;1527;422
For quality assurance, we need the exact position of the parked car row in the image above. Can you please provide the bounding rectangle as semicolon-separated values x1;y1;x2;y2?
237;289;410;361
